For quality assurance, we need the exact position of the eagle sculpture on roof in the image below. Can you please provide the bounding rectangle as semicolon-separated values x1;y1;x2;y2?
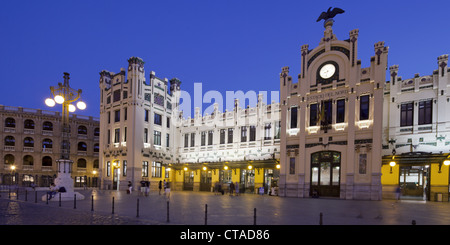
316;7;345;22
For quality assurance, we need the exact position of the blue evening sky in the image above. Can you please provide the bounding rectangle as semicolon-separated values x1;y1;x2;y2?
0;0;449;118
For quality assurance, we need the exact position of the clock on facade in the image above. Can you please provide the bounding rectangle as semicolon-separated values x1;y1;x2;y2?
319;63;336;79
316;61;339;85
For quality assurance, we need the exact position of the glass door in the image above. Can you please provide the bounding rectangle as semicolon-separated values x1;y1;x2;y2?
310;151;341;197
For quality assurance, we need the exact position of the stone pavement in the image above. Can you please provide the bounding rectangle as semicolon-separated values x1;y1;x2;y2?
1;188;450;225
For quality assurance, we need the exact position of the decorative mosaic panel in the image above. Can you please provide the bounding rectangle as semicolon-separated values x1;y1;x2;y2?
154;93;164;107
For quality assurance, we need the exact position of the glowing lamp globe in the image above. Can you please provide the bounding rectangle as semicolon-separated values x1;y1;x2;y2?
68;104;76;112
77;101;86;110
45;98;56;107
54;95;65;104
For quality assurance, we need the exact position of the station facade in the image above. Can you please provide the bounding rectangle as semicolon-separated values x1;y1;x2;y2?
97;21;449;201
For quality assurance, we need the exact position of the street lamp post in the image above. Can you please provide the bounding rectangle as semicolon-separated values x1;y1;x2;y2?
43;72;87;201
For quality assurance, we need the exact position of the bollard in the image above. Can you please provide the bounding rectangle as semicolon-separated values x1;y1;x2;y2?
112;197;115;214
412;220;416;225
59;193;62;207
91;195;94;211
136;198;140;217
205;204;208;225
166;201;170;223
35;191;37;203
16;189;19;200
319;212;323;225
25;190;27;202
254;208;257;225
74;194;77;209
46;193;49;205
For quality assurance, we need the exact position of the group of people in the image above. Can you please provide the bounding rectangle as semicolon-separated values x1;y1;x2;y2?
46;183;66;200
214;182;240;196
126;180;171;197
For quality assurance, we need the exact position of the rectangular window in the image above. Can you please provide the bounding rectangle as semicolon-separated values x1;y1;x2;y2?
144;110;149;122
124;127;127;142
154;113;162;125
123;160;127;176
208;131;213;145
360;95;370;120
191;132;195;147
228;128;233;143
310;104;318;126
249;126;256;141
113;90;121;102
418;99;432;125
152;161;162;178
114;110;120;122
290;106;298;128
220;129;226;144
264;123;271;140
241;126;247;142
166;133;170;147
124;107;127;120
167;117;170;128
289;157;295;175
142;161;149;177
184;134;189;148
154;130;161;146
108;112;111;124
323;100;333;125
400;102;414;127
114;128;120;143
144;128;148;143
106;161;111;177
107;129;111;144
201;131;206;146
274;121;281;139
336;99;345;123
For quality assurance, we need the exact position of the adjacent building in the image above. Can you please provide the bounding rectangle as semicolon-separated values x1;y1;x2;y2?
0;105;100;188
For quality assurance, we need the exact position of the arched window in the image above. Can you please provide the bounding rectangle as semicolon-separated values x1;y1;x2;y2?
4;136;15;146
24;137;34;147
24;119;35;129
5;118;15;128
77;158;87;168
42;156;52;167
4;154;15;165
78;125;87;135
94;128;100;136
93;159;99;169
43;121;53;131
94;143;99;152
78;142;87;151
23;155;34;166
42;138;53;148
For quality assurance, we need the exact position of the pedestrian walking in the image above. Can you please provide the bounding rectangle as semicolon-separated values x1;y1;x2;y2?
395;185;401;202
127;181;132;194
159;180;162;195
229;182;235;196
145;181;150;197
235;182;239;196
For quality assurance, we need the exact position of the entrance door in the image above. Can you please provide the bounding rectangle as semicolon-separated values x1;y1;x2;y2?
200;170;212;191
183;170;194;191
400;166;429;200
113;168;120;190
240;169;255;193
310;151;341;197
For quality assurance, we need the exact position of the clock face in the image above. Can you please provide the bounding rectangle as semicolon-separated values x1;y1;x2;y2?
319;64;336;79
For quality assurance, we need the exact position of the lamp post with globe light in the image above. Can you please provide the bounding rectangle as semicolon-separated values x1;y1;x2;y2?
43;72;86;201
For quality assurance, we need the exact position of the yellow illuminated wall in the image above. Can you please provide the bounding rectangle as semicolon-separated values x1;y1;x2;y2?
381;164;399;185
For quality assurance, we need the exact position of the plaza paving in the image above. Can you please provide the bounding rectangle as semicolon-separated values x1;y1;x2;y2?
1;188;450;225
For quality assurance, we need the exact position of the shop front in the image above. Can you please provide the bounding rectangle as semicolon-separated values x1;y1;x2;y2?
382;152;450;201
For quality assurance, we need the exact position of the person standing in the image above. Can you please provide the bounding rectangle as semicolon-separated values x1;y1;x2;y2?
159;180;162;195
127;181;132;194
229;182;235;196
